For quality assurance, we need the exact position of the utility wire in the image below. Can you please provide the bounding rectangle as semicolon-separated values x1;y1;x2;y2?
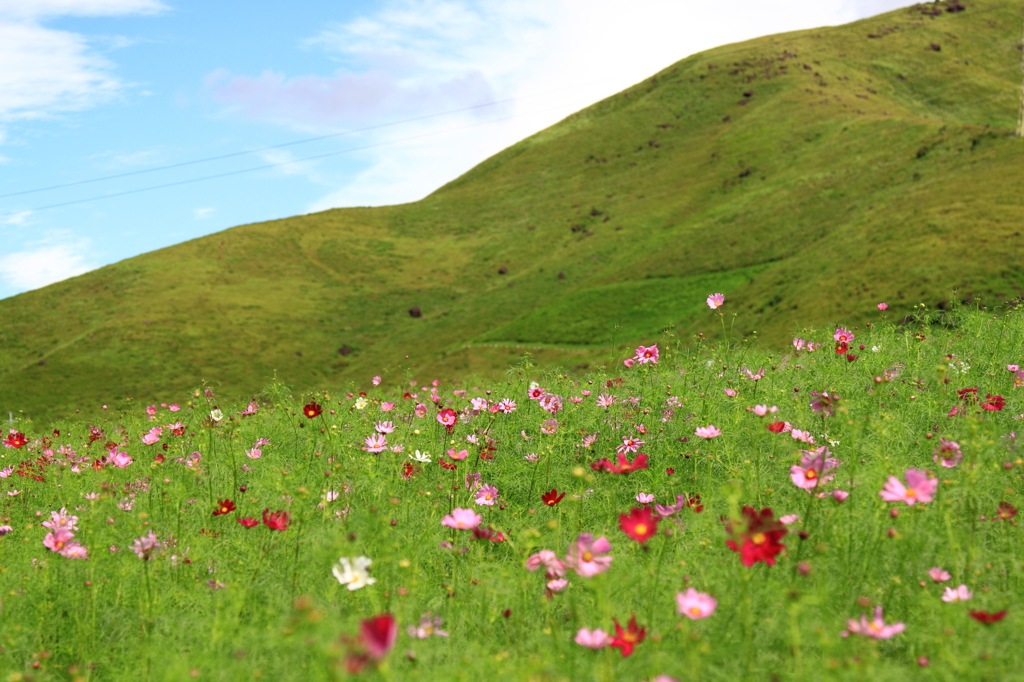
0;101;583;218
0;76;624;201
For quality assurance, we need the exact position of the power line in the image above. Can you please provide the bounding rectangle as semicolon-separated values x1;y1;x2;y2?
0;101;583;218
0;76;624;201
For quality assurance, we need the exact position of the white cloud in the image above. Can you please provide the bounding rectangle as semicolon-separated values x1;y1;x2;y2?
194;207;216;219
0;1;164;121
0;234;97;291
207;0;914;210
1;210;32;226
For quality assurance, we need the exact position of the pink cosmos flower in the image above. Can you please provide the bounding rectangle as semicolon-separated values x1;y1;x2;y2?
724;388;738;397
372;376;382;386
524;453;539;463
132;531;160;560
635;493;655;504
831;489;850;502
596;393;617;408
470;397;489;412
634;344;659;365
141;432;160;445
574;628;611;649
43;528;76;553
676;588;717;619
793;338;807;351
495;398;517;413
581;433;599;448
60;542;89;559
880;468;938;506
446;448;468;461
546;578;569;592
841;606;905;639
809;391;839;417
617;436;644;454
474;484;500;506
929;567;951;582
706;293;725;310
408;613;449;639
565;533;613;578
441;508;482;530
741;366;764;381
0;525;13;536
833;328;855;344
362;434;388;453
527;386;547;400
942;585;973;603
541;419;559;435
539;394;563;415
245;448;262;459
932;439;962;468
790;447;839;490
877;302;888;311
779;514;801;525
526;550;567;577
0;466;12;478
749;404;778;417
790;429;816;444
145;405;158;416
109;450;133;469
42;508;79;531
623;358;635;368
168;403;180;412
374;421;395;434
694;425;721;439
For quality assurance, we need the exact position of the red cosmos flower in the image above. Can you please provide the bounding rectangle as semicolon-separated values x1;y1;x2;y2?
437;408;458;433
439;458;458;471
361;614;398;659
846;354;859;362
237;517;260;528
262;508;290;531
767;421;787;433
725;506;787;567
982;394;1006;411
686;494;704;513
541;489;566;506
154;453;166;463
3;431;27;449
593;452;649;474
995;502;1018;521
212;499;236;516
835;342;848;355
969;610;1007;624
401;462;420;480
609;614;646;657
303;402;323;418
619;507;659;543
957;388;978;402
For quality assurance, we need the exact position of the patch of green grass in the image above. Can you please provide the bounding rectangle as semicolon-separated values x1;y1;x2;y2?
3;0;1024;420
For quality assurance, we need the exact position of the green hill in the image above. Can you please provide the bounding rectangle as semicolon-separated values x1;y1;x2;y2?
3;0;1024;421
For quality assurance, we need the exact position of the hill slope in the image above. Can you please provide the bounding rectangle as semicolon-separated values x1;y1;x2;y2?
3;0;1024;420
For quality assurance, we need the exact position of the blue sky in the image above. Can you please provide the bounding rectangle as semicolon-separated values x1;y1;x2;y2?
0;0;911;299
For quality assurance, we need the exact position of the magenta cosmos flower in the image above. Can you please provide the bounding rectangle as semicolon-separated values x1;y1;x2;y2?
790;447;839;491
565;533;613;578
841;606;905;639
441;508;482;530
706;293;725;309
694;425;721;439
473;484;500;506
879;468;938;506
833;328;855;344
675;588;717;620
634;344;659;365
877;302;888;311
932;439;962;468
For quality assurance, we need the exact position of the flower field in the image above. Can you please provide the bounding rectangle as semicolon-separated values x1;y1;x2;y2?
1;300;1023;681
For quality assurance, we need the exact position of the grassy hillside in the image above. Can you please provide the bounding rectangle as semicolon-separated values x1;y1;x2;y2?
3;0;1024;420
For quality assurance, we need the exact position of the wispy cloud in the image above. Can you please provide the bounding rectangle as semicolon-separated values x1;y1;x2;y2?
1;210;32;226
0;233;98;291
0;1;165;121
194;207;216;220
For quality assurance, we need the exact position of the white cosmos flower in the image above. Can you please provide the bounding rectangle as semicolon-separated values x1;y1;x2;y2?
210;409;224;422
410;450;431;463
332;556;376;591
354;397;369;410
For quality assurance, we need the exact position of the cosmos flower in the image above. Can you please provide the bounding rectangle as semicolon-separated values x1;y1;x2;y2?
609;615;646;657
132;531;160;560
634;344;659;365
262;509;290;531
706;293;725;309
841;606;905;639
932;439;962;468
408;612;448;639
212;499;236;516
676;588;717;620
725;507;786;567
565;533;613;578
473;484;500;506
879;468;938;506
694;425;721;439
362;434;388;453
929;567;951;582
333;556;376;591
441;508;482;530
303;402;323;418
942;585;973;603
574;628;611;649
619;507;658;543
790;447;839;490
541;489;566;506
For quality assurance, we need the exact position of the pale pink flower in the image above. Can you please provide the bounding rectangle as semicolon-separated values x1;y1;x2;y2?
623;358;635;368
495;398;517;413
141;432;160;445
60;542;89;559
473;484;500;506
706;293;725;309
374;421;395;434
833;328;855;344
0;466;12;478
0;525;12;536
245;448;262;459
540;419;559;435
749;404;772;416
324;491;340;503
942;585;972;603
841;606;905;639
596;393;617;408
1009;364;1020;372
929;567;951;582
880;468;938;506
635;493;655;504
546;578;569;592
109;450;133;469
414;403;428;418
574;628;611;649
780;514;801;525
362;434;388;453
581;433;599;448
372;375;382;386
132;530;159;560
877;302;888;311
470;397;489;412
741;366;765;381
380;401;395;412
790;447;838;490
676;587;717;619
565;534;613;578
831;489;850;502
617;435;644;454
168;404;180;412
724;388;738;397
524;453;539;463
793;338;807;351
539;393;563;415
932;439;962;468
447;448;468;461
145;405;158;416
7;490;21;497
526;550;567;577
694;425;721;439
408;613;449;639
634;344;659;365
42;508;78;532
791;429;815;444
441;508;482;530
